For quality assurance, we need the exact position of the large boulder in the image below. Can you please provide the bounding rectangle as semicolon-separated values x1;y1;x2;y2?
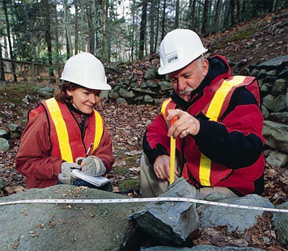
0;185;139;250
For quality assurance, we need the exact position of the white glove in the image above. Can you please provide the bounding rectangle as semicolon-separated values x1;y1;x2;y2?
75;156;106;177
58;162;81;184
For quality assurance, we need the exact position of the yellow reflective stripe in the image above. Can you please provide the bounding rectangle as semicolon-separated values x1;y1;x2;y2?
45;98;73;162
161;98;172;121
199;154;212;186
206;76;246;121
199;76;246;186
92;111;103;153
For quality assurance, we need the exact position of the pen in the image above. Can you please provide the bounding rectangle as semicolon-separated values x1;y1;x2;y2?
76;143;94;165
85;143;94;157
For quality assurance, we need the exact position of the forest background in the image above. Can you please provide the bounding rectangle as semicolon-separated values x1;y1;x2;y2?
1;0;288;84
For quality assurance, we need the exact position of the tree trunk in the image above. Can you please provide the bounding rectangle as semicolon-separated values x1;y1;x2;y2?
74;0;79;55
139;0;147;59
188;0;196;30
3;0;17;82
161;0;166;40
0;44;5;81
64;0;72;58
53;0;61;80
43;0;54;79
174;0;179;29
149;0;156;54
103;0;108;61
230;0;236;27
212;0;221;33
201;0;209;36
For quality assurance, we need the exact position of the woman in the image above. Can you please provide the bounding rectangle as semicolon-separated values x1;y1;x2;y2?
16;52;114;190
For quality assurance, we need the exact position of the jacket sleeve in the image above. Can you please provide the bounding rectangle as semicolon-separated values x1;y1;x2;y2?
193;87;264;169
92;123;114;173
15;112;62;181
143;113;170;165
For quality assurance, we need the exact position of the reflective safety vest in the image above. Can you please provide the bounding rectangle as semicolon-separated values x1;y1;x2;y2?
161;76;263;190
29;98;103;162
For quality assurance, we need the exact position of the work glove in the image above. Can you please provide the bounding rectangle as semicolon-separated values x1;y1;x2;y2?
58;162;81;184
75;156;106;177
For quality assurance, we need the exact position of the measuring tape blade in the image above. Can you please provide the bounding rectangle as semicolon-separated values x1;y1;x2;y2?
0;197;287;213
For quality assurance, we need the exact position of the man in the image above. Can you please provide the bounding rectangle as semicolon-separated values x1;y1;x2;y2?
141;29;265;199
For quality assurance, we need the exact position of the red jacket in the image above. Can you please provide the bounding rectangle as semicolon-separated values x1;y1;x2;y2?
16;98;114;188
143;56;265;196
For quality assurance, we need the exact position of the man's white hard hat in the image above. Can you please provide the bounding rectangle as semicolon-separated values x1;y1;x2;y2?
158;29;208;75
60;52;111;90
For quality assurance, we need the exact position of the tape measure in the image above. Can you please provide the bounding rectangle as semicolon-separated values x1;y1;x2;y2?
0;197;288;213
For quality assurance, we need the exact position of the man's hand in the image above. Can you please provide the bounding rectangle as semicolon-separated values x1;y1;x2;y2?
153;155;178;182
58;162;81;184
166;109;200;138
75;156;106;176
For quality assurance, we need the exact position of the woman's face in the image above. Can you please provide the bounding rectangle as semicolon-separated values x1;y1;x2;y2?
66;87;101;114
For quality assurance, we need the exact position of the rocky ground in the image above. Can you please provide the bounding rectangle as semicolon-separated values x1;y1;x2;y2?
0;7;287;250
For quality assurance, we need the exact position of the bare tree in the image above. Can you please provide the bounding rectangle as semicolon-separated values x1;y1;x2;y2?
63;0;73;58
212;0;222;33
161;0;167;40
174;0;180;28
188;0;196;30
139;0;147;59
202;0;210;36
3;0;17;82
230;0;236;27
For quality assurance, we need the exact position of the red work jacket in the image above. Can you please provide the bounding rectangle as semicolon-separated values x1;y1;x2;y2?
161;76;265;195
16;98;114;188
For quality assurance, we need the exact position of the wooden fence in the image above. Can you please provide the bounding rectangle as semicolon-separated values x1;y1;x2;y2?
0;58;60;84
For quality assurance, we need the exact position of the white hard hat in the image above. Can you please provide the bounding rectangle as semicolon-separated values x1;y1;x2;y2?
60;52;111;90
158;29;208;75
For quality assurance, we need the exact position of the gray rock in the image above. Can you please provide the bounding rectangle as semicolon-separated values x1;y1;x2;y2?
266;150;288;168
141;80;158;88
7;123;18;132
272;79;287;96
0;178;8;189
129;178;200;246
0;138;9;151
0;185;139;251
261;105;270;119
144;95;154;103
266;69;277;76
262;94;276;111
144;67;158;80
159;81;173;91
108;91;119;99
116;97;126;104
0;127;9;137
37;86;55;98
199;194;274;233
279;66;288;78
258;55;288;68
119;88;135;98
263;120;288;152
273;202;288;248
141;245;264;251
262;94;286;112
257;69;267;79
273;94;287;112
268;112;288;124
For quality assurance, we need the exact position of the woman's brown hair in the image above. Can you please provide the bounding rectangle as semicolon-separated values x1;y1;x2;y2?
54;82;81;103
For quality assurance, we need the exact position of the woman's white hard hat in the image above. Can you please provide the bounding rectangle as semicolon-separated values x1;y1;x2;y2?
158;29;208;75
60;52;111;90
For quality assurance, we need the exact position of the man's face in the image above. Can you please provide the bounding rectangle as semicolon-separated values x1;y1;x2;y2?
168;58;208;102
